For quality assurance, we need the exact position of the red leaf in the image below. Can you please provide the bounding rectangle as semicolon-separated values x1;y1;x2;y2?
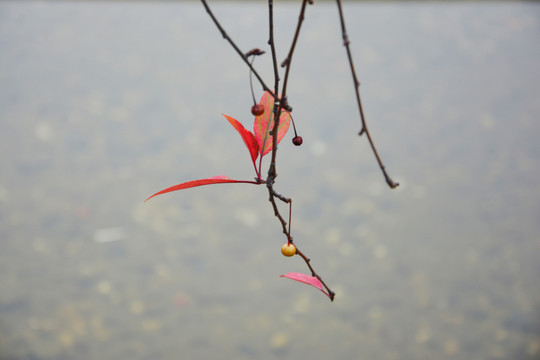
145;176;258;202
223;114;259;169
253;91;291;157
280;272;331;299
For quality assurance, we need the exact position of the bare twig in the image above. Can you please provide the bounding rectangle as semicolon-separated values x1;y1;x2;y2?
266;0;335;301
295;247;336;301
280;0;310;109
196;0;403;302
335;0;399;189
266;189;290;238
267;0;281;186
200;0;272;95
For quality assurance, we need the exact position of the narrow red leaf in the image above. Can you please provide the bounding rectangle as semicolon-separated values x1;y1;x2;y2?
253;91;291;157
280;272;331;299
145;176;258;202
223;114;259;168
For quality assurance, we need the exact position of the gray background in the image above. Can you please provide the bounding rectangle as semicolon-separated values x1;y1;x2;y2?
1;2;539;359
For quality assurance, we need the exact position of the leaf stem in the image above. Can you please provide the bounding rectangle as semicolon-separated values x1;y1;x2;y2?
249;57;257;105
287;200;292;244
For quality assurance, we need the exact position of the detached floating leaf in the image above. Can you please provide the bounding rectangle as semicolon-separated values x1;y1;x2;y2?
280;272;331;299
254;91;291;157
145;176;257;202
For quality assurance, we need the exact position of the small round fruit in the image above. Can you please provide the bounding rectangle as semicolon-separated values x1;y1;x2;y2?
281;243;296;257
292;136;303;146
251;104;265;116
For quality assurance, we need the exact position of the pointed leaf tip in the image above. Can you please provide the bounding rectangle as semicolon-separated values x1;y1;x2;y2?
223;114;259;168
280;272;331;299
145;176;259;202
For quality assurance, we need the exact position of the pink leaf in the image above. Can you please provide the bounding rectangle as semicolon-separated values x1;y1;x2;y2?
223;114;259;169
145;176;259;202
280;272;331;299
253;91;291;157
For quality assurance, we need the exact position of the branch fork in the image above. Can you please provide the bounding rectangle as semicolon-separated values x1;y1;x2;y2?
152;0;400;301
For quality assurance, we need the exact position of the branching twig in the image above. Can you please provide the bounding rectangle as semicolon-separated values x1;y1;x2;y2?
335;0;399;189
267;189;290;238
266;0;335;300
199;0;394;303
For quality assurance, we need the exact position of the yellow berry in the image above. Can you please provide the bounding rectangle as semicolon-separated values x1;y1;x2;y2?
281;243;296;257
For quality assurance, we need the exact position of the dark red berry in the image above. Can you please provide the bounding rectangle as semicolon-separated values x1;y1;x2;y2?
292;136;303;146
251;104;265;116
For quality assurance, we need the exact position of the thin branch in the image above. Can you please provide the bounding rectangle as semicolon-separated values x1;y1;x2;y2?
266;187;290;239
200;0;272;95
294;247;335;301
268;0;310;179
265;0;335;301
287;201;292;243
280;0;310;109
268;0;280;100
267;0;281;185
270;187;290;204
266;188;334;301
335;0;399;189
200;0;336;301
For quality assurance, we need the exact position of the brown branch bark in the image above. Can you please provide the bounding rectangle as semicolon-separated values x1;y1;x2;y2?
200;0;273;95
199;0;400;302
266;0;335;301
335;0;399;189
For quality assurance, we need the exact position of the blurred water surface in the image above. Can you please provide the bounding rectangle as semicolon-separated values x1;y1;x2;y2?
1;1;539;359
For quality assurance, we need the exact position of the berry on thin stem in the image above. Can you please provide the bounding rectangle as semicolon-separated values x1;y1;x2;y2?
251;104;264;116
281;243;296;257
290;114;302;146
248;56;265;117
